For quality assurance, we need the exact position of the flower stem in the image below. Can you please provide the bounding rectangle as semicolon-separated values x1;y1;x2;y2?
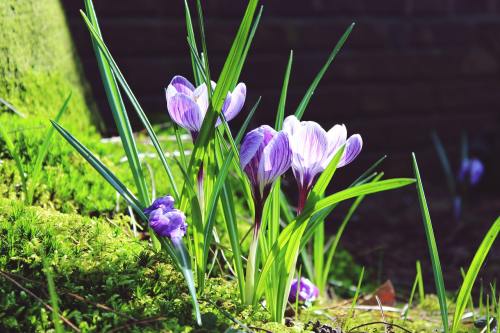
244;200;263;305
297;184;309;215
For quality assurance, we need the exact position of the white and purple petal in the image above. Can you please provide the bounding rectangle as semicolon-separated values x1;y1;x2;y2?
222;83;246;122
167;94;203;133
258;130;292;191
338;134;363;167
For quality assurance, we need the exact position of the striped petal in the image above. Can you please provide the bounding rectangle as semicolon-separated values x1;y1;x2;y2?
338;134;363;167
167;93;203;133
167;75;195;100
222;83;246;122
258;130;292;191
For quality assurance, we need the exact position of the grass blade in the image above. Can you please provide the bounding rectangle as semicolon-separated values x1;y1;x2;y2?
451;216;500;333
0;122;27;198
275;50;293;130
84;0;150;205
0;97;26;118
28;93;72;204
80;8;179;201
43;259;63;333
52;121;146;221
295;23;354;120
412;153;449;332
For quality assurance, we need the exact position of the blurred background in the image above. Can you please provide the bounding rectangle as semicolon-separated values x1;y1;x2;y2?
61;0;499;293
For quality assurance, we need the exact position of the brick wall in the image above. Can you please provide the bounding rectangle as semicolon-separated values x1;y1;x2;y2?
62;0;500;184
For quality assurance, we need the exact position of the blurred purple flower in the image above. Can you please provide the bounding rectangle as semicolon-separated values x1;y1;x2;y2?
240;125;292;203
148;208;187;241
283;115;362;213
289;277;319;303
166;75;246;139
458;158;484;186
144;195;175;215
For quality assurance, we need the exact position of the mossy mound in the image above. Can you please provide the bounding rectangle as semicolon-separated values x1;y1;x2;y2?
0;0;100;129
0;197;482;333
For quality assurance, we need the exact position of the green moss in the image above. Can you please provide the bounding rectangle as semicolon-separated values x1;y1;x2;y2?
0;0;100;129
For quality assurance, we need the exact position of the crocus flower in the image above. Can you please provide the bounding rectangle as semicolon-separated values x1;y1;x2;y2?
289;277;319;303
166;75;246;139
240;125;292;305
283;115;363;213
148;208;187;241
240;125;292;207
144;195;175;215
458;158;484;186
144;195;187;242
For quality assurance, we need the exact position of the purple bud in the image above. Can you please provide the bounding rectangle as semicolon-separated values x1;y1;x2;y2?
148;208;187;240
144;195;175;215
458;158;484;186
289;277;319;303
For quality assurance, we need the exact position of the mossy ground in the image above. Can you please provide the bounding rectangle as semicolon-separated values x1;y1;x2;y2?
0;196;482;333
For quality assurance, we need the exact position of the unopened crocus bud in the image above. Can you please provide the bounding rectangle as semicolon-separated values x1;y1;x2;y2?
148;208;187;241
144;195;175;215
289;277;319;303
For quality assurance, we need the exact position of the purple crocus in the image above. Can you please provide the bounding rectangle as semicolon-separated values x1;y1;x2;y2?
144;195;175;215
458;158;484;186
240;125;292;210
289;277;319;303
144;195;187;242
240;125;292;304
283;115;363;213
166;75;246;140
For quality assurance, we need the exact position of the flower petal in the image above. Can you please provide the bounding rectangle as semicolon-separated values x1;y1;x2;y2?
167;93;203;132
222;83;246;122
193;83;209;116
325;124;347;157
167;75;195;99
338;134;363;167
283;115;300;137
240;127;264;170
258;130;292;189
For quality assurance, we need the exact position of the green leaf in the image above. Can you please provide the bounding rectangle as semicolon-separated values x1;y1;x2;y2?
255;177;415;299
51;121;146;221
84;0;150;205
184;0;202;85
275;50;293;130
43;259;64;333
171;238;202;326
80;8;180;201
28;93;72;205
412;153;449;332
0;122;27;198
451;216;500;333
0;97;26;118
295;23;354;120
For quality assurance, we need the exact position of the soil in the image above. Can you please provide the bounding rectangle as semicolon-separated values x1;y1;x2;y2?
335;184;500;296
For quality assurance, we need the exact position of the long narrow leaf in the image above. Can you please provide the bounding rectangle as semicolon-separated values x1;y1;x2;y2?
412;153;449;332
295;23;354;120
84;0;150;205
80;9;180;201
51;121;145;221
28;93;72;204
0;123;27;197
451;216;500;333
